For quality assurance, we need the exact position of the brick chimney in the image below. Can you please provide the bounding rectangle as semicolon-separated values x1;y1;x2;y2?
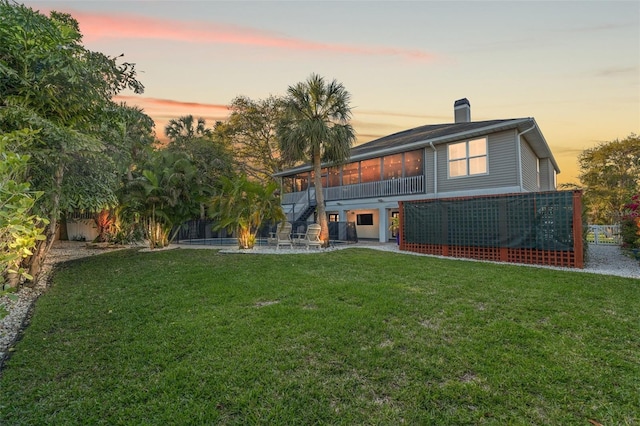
454;98;471;123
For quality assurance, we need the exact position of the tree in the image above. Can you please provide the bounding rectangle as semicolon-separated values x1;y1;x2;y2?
165;115;234;218
101;103;156;182
0;1;145;280
121;150;203;249
218;95;295;182
209;175;285;249
277;74;355;246
164;115;212;149
87;104;156;243
578;134;640;224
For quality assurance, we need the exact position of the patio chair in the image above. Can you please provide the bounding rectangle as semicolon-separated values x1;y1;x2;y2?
275;222;293;250
293;223;322;250
267;223;283;245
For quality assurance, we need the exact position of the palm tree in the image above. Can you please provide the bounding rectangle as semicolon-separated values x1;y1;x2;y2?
278;74;355;246
165;115;233;218
164;115;212;148
209;175;285;249
122;150;203;248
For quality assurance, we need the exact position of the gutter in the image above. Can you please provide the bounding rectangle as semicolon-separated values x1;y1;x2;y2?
429;141;437;196
516;122;537;192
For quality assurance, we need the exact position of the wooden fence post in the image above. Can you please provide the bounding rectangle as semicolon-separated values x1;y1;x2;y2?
573;190;584;268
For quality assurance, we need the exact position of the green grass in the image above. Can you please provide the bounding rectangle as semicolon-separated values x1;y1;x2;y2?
1;248;639;425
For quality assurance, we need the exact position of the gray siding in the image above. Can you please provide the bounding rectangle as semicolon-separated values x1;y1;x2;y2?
438;130;519;193
425;146;435;194
520;137;538;192
539;158;556;190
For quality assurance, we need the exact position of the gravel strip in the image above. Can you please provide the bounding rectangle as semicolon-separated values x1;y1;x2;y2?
580;244;640;279
1;241;638;371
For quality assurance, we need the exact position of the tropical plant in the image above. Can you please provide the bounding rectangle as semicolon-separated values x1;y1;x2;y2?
277;74;355;246
83;205;143;247
164;115;212;149
92;209;115;243
165;115;234;218
389;216;400;232
0;129;48;287
121;150;203;249
209;175;285;249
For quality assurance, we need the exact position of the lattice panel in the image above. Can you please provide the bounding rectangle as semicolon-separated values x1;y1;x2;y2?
399;191;584;268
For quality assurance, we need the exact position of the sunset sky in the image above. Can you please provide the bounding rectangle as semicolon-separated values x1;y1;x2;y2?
24;1;640;184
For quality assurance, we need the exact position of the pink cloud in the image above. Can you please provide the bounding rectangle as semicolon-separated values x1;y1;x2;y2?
67;10;437;62
116;95;229;113
114;96;231;139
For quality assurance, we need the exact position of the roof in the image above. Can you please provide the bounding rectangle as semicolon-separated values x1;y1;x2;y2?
351;119;520;156
274;117;560;176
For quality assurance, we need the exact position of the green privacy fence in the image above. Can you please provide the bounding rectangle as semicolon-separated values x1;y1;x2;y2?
399;190;584;268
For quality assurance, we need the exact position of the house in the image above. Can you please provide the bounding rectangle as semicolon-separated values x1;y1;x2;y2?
274;99;560;242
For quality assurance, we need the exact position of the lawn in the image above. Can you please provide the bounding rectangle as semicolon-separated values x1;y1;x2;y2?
1;248;638;425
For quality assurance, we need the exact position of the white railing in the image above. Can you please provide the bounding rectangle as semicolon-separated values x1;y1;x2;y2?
281;189;316;221
282;190;310;205
282;175;425;204
587;225;621;245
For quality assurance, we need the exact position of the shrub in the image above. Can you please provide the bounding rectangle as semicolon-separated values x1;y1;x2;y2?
620;194;640;250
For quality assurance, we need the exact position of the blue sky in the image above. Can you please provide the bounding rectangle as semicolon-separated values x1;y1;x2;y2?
24;1;640;183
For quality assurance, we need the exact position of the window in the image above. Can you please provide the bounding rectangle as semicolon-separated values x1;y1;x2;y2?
310;169;327;188
404;150;424;177
383;154;403;179
342;162;359;185
328;167;340;187
329;213;339;222
356;213;374;225
294;173;310;191
360;158;381;183
282;176;295;193
448;138;487;178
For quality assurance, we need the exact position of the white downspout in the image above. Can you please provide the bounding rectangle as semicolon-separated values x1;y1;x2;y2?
429;141;437;196
516;124;536;192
